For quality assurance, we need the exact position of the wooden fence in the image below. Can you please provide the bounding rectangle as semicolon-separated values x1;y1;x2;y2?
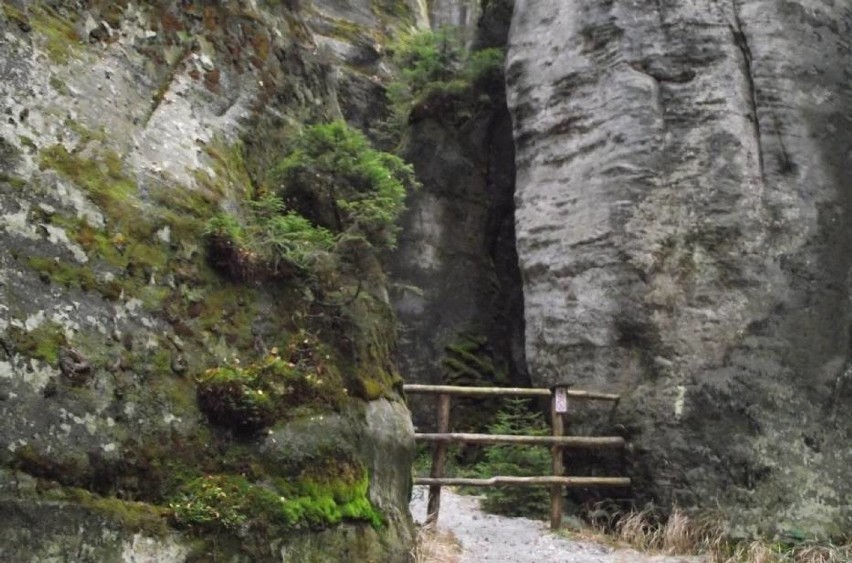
404;384;631;530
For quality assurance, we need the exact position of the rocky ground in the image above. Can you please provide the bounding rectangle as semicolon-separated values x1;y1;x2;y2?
410;487;702;563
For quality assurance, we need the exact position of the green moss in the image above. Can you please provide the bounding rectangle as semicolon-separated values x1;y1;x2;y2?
27;255;93;287
29;5;84;64
81;492;170;536
6;321;67;364
185;284;260;350
39;145;146;237
170;460;382;533
1;4;28;27
26;256;124;300
18;135;37;153
49;74;70;95
63;119;107;144
196;347;348;433
335;292;402;401
126;241;170;272
193;139;253;201
151;376;198;414
319;17;381;46
352;361;402;401
371;0;414;23
0;172;27;189
37;485;170;536
149;184;220;241
353;375;388;401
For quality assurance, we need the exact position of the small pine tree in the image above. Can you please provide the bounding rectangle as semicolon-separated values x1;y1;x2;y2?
473;398;551;517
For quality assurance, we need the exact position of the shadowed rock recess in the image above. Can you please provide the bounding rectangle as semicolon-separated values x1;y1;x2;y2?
388;0;529;432
0;1;425;560
507;0;851;537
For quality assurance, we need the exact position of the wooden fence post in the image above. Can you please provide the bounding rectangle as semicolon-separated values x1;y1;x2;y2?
426;393;451;525
550;386;567;530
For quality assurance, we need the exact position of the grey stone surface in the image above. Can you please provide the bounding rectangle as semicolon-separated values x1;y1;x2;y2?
507;0;852;537
427;0;480;33
0;1;418;560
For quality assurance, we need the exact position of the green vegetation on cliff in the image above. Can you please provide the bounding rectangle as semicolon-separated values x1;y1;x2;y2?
197;339;347;433
383;28;505;133
18;124;408;546
170;459;382;533
1;2;422;558
272;121;416;249
206;121;416;283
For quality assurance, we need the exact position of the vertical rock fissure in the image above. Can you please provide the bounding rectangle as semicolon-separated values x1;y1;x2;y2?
727;0;765;182
390;0;527;427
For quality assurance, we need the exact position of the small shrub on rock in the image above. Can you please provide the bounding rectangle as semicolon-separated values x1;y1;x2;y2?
205;121;416;283
196;344;347;434
271;120;416;250
383;28;505;130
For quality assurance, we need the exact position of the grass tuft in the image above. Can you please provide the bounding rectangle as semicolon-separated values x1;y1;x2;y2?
411;524;462;563
570;504;851;563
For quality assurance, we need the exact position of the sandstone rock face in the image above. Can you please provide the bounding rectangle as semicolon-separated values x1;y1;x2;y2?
0;1;420;560
507;0;852;536
427;0;480;33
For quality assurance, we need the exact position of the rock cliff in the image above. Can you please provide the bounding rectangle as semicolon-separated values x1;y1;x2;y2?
507;0;852;537
0;1;425;560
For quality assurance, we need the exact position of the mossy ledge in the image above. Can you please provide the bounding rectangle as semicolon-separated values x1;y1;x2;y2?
170;459;382;535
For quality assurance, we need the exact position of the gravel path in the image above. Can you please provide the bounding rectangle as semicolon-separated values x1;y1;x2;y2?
410;487;702;563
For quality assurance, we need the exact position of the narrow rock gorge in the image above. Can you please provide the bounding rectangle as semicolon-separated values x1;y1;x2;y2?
388;0;528;430
0;0;850;559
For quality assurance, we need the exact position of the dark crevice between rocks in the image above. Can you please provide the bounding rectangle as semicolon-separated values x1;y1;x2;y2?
727;0;765;182
389;0;527;431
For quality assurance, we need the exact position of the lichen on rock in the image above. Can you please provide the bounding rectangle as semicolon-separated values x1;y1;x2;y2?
0;1;419;560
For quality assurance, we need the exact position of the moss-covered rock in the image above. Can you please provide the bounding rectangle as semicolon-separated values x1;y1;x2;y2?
196;348;347;434
0;0;419;560
170;460;382;534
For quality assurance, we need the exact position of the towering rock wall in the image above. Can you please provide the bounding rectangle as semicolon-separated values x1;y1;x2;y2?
507;0;852;536
0;1;424;560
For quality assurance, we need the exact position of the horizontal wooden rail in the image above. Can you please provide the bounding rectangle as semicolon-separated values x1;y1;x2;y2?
415;476;631;487
414;433;625;448
403;384;620;401
411;383;627;529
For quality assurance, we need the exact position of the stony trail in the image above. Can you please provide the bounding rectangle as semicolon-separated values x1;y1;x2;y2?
409;487;702;563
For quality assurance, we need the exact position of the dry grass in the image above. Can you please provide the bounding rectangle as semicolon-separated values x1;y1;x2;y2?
571;505;851;563
412;524;463;563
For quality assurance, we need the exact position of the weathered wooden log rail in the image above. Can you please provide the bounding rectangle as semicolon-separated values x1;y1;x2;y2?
404;383;630;530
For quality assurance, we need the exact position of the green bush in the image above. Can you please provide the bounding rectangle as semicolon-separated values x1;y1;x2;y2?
391;29;464;98
471;398;551;517
271;121;417;250
205;193;336;281
206;122;416;281
383;28;505;130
